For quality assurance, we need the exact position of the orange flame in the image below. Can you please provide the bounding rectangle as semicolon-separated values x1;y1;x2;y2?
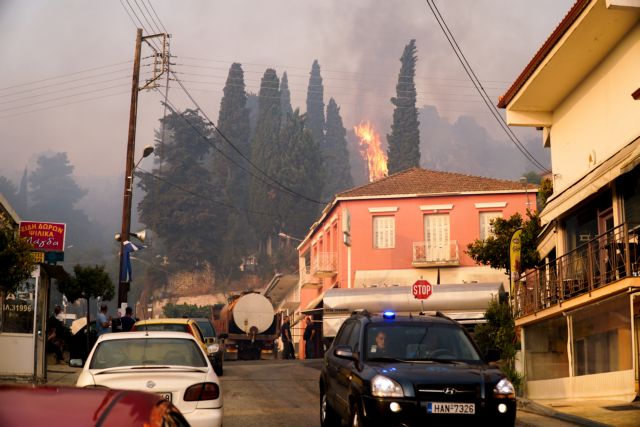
354;121;388;182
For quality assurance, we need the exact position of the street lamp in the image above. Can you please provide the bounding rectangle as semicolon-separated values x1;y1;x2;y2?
278;232;303;242
118;144;154;307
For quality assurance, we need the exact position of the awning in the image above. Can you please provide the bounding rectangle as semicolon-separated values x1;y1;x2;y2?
301;291;325;314
354;268;508;289
41;264;69;281
541;136;640;225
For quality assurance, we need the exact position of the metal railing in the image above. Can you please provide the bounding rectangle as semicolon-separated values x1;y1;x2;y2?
301;265;320;286
412;240;460;265
311;252;337;276
515;222;640;318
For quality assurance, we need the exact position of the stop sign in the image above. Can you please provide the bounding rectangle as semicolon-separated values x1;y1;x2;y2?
412;279;432;300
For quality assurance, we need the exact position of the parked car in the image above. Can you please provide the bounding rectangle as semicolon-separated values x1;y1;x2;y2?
133;317;223;375
76;331;223;427
320;311;516;427
0;385;189;427
193;317;225;376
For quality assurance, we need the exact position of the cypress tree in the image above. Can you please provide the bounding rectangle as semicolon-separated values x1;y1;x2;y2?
305;60;325;147
138;109;219;271
213;63;252;273
280;72;293;121
249;69;281;252
322;98;353;200
387;39;421;174
277;110;323;239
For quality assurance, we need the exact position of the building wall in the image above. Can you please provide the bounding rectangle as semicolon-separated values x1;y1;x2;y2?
550;23;640;196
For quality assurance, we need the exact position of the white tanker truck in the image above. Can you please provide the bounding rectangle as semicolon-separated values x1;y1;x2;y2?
213;291;280;360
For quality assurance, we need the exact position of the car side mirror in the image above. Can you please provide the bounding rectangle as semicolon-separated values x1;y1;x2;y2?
205;337;215;345
485;348;500;363
334;345;357;361
219;333;228;340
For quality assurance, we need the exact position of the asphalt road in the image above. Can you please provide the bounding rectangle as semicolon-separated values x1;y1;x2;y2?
219;358;576;427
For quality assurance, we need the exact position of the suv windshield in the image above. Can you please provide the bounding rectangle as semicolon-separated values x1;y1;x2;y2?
195;320;216;338
364;323;482;362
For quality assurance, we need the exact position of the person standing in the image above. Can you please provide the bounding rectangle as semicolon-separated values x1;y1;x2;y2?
120;306;135;332
303;316;316;359
96;304;111;337
281;315;294;359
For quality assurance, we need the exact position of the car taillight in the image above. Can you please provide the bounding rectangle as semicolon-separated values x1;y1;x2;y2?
184;383;220;401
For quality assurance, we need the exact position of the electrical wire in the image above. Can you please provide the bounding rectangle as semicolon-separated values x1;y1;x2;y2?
425;0;550;174
170;72;329;205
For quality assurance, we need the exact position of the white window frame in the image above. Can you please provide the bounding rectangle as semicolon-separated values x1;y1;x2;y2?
372;215;395;249
479;211;502;240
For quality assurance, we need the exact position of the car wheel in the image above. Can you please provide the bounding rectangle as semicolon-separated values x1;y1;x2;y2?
350;402;366;427
320;391;339;427
214;364;223;376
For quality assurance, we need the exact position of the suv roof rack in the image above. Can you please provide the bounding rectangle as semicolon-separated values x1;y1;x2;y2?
351;309;371;318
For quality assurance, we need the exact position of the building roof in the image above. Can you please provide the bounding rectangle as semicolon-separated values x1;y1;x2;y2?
497;0;590;109
337;168;536;199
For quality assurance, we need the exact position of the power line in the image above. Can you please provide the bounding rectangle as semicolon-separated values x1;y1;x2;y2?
170;72;329;205
146;0;168;33
0;60;133;92
425;0;550;174
155;88;328;207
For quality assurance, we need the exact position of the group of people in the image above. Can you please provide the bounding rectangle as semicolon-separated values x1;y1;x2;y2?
279;315;318;360
96;304;136;336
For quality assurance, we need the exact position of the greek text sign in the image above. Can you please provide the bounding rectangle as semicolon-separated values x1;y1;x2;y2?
19;221;66;251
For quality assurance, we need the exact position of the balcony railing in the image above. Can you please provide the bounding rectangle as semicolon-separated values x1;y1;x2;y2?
311;252;337;277
515;222;640;318
301;265;321;287
412;241;460;267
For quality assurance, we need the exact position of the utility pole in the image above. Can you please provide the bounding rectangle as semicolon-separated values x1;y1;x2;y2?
118;29;169;307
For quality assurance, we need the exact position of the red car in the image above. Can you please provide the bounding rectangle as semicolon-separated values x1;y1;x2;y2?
0;385;189;426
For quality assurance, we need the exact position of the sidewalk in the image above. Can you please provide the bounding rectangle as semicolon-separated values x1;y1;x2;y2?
45;362;81;386
518;397;640;427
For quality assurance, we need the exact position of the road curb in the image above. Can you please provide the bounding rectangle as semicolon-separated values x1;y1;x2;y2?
517;397;611;427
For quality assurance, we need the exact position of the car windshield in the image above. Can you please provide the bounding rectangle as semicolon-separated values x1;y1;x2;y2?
196;320;216;338
364;323;482;362
89;338;208;369
137;323;190;333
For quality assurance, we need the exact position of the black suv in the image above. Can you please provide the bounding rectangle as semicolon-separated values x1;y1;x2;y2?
319;311;516;427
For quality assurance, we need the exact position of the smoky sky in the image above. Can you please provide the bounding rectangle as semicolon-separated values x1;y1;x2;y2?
0;0;572;187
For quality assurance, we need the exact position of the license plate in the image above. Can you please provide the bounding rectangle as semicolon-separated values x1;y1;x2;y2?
158;392;172;401
427;402;475;414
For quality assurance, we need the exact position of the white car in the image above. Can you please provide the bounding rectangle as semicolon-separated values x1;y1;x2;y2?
76;331;223;427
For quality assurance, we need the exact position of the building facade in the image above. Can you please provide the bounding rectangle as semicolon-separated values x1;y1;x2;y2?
499;0;640;401
294;168;535;358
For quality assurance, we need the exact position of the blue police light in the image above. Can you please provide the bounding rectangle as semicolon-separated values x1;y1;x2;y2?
383;311;396;319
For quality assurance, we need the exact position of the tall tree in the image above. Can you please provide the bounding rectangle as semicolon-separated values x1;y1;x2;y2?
249;69;281;252
0;176;18;207
213;63;252;275
387;39;421;174
138;108;219;271
322;98;353;200
28;153;99;256
305;60;325;147
280;72;293;121
275;110;323;239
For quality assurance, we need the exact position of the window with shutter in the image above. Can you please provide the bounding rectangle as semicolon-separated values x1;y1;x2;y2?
479;212;502;240
373;216;395;249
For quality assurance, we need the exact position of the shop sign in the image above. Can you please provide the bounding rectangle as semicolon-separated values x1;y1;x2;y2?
19;221;66;251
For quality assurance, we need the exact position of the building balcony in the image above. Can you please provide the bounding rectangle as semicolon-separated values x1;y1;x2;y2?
311;252;337;278
412;241;460;267
301;265;321;288
515;222;640;319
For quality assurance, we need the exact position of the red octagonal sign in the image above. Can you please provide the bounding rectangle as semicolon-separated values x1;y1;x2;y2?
412;279;432;300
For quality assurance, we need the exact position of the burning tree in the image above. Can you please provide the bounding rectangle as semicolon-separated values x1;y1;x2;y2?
354;121;388;182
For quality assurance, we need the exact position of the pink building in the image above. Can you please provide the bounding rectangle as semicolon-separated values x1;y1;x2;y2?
295;168;536;357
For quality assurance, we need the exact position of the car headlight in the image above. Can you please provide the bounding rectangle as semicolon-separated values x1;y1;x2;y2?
208;343;220;353
493;378;515;397
371;375;404;397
